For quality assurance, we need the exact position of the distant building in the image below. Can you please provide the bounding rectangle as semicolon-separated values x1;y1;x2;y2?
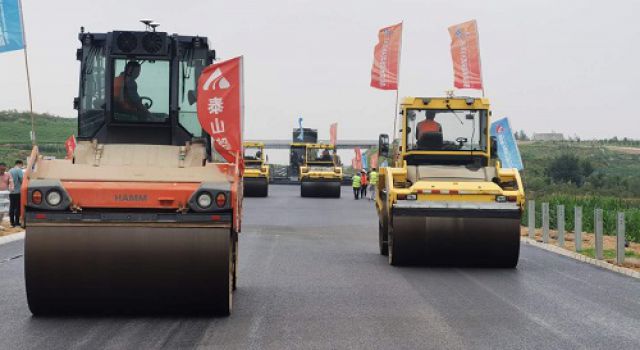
533;132;564;141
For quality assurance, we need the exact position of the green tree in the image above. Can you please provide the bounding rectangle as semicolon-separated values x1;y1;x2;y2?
547;154;584;186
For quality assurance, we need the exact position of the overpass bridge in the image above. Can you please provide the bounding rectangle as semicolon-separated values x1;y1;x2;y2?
252;139;378;149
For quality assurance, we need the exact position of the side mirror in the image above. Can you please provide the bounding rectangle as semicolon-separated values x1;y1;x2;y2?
188;90;197;105
490;136;498;159
379;133;390;157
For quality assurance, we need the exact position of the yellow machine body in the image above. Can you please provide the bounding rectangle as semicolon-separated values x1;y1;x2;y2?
376;96;524;267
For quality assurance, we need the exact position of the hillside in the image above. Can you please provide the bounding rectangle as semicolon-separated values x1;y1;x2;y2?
0;110;76;162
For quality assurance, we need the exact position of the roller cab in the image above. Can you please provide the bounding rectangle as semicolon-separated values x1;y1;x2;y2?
21;27;241;315
376;96;524;267
243;141;269;197
298;143;342;198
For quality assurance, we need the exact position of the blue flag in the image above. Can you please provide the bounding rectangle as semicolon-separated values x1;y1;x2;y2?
0;0;25;53
361;155;368;170
297;117;304;141
490;117;524;170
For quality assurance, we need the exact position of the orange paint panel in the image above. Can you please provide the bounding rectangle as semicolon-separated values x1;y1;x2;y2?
61;181;201;209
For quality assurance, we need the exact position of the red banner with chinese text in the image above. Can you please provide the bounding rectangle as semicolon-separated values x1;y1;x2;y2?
329;123;338;146
448;20;483;90
64;135;76;159
370;153;379;169
197;56;244;163
370;23;402;90
354;147;363;170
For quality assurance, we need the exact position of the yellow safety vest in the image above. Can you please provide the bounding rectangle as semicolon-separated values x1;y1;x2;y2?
352;175;361;188
369;171;378;185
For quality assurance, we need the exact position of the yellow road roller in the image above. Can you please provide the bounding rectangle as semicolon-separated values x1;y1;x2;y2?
299;143;342;198
376;96;524;267
243;141;269;197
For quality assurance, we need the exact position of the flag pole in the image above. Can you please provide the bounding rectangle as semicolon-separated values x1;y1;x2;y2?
475;20;485;98
392;21;403;141
18;0;35;145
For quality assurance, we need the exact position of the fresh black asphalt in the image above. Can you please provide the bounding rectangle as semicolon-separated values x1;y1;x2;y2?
0;185;639;349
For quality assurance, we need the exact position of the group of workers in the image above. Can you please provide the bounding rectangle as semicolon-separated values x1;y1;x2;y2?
351;168;378;200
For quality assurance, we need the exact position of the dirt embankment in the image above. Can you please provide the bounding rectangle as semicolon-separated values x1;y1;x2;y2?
521;226;640;272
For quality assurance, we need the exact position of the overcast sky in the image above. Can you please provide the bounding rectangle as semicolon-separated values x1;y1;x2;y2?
1;0;639;143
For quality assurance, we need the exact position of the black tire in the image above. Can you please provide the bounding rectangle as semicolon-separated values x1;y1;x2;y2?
387;225;400;266
232;231;238;291
379;217;388;256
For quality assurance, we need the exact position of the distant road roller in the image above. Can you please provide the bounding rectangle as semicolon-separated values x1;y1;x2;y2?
376;96;524;267
243;141;269;197
299;143;342;198
21;28;241;314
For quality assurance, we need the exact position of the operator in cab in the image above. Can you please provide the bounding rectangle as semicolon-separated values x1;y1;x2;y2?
113;61;151;119
416;110;443;149
320;149;332;161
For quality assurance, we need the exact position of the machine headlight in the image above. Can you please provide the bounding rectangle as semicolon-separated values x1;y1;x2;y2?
406;194;417;200
495;195;507;203
197;192;213;208
46;190;62;206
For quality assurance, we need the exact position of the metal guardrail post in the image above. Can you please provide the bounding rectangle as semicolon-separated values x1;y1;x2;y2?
617;212;625;265
542;202;549;243
595;209;603;260
528;200;535;239
575;207;582;252
0;190;10;226
557;205;565;247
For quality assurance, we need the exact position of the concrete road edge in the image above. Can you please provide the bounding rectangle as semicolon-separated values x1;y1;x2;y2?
522;237;640;279
0;232;25;246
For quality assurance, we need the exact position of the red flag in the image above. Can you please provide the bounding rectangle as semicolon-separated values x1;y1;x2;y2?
64;135;76;159
370;23;402;90
370;153;379;169
354;147;363;170
448;20;483;90
329;123;338;146
197;56;244;163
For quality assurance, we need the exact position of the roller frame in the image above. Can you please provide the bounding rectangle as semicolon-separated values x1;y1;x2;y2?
25;223;236;315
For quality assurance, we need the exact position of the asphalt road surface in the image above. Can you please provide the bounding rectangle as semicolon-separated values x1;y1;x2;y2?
1;185;639;349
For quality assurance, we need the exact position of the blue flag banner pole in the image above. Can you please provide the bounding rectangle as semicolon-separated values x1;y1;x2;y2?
0;0;34;143
490;117;523;170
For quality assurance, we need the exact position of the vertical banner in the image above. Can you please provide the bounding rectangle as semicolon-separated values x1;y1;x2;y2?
370;153;379;169
490;117;523;170
64;135;76;159
0;0;24;53
329;122;338;146
362;154;368;170
448;20;483;90
197;56;244;163
370;22;402;90
354;147;363;170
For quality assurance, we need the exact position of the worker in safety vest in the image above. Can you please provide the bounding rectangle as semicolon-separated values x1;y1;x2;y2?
416;111;442;140
352;172;361;200
113;61;150;118
359;170;368;199
368;168;378;200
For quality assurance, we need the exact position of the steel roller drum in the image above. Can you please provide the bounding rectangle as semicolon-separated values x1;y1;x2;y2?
25;225;233;315
243;177;269;197
300;180;341;198
389;203;521;267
